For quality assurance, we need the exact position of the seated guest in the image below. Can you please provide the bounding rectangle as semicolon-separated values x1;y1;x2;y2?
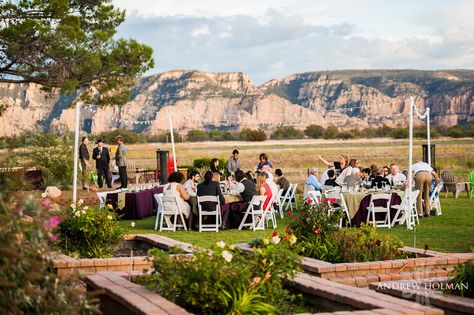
230;169;258;204
197;171;225;211
261;165;278;196
369;164;378;179
304;168;322;199
212;172;221;182
324;169;340;187
210;158;223;176
318;154;348;176
361;168;371;181
335;159;359;186
371;168;390;189
256;173;273;210
382;166;390;178
245;170;256;182
257;153;273;172
183;171;200;196
385;164;406;187
162;171;191;223
275;169;290;194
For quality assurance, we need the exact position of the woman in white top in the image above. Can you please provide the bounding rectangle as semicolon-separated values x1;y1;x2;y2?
335;158;360;186
162;172;191;219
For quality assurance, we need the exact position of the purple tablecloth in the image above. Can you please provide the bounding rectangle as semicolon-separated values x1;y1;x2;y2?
350;193;402;227
107;187;163;220
221;201;247;229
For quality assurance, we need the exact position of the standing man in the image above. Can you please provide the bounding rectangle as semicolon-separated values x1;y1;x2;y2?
92;139;112;189
226;149;241;178
412;161;439;217
79;136;90;190
115;135;128;189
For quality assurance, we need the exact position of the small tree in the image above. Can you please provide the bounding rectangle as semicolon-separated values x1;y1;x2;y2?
323;125;339;139
271;126;304;140
186;130;209;142
239;129;267;142
304;125;325;138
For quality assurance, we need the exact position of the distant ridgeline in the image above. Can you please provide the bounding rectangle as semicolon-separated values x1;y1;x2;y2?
0;69;473;136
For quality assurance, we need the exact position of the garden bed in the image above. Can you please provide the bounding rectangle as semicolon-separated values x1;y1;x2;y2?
234;243;474;288
369;277;474;315
86;271;444;315
53;234;194;277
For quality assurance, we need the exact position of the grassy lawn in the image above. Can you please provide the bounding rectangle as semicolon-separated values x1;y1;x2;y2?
121;196;474;253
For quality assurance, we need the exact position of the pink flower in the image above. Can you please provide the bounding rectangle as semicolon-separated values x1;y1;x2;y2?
287;210;293;216
49;233;59;242
295;217;300;223
44;216;63;230
314;228;321;235
306;198;313;204
301;211;307;216
41;199;53;208
330;198;337;203
285;227;290;234
272;230;278;237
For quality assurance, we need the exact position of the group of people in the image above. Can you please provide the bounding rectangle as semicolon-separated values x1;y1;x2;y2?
161;151;284;229
79;135;128;190
304;154;439;217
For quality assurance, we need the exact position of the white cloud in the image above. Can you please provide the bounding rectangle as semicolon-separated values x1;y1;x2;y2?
113;1;474;84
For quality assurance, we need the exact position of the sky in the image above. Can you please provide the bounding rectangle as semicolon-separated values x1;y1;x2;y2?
113;0;474;85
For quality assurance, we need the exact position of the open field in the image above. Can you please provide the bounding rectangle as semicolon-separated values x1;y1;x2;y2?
121;137;474;185
120;196;474;253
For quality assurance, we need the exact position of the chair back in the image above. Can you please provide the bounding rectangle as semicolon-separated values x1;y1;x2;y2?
154;193;164;215
197;195;219;203
97;192;107;209
249;195;267;207
369;193;391;207
161;195;181;214
468;171;474;185
440;170;456;189
308;190;322;204
303;184;315;199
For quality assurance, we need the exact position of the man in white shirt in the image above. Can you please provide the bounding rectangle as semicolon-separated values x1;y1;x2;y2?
386;164;406;187
412;161;439;217
183;171;200;196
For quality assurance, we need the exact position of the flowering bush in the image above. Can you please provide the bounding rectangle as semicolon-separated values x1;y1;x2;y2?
287;198;405;263
56;202;125;258
140;238;300;314
0;191;97;313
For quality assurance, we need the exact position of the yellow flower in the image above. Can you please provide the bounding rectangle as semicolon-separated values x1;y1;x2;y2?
107;215;113;220
289;235;297;245
130;221;136;227
106;204;113;210
216;241;225;248
229;245;235;251
250;277;261;286
263;239;270;245
83;206;89;211
41;192;47;198
71;203;76;209
221;250;233;262
78;199;84;205
74;211;81;217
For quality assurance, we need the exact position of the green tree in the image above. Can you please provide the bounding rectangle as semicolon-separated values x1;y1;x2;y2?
239;129;267;142
323;125;339;139
0;0;154;108
304;124;325;138
186;129;209;142
271;126;304;140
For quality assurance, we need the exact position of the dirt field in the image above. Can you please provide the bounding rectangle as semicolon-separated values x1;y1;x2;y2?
123;137;474;184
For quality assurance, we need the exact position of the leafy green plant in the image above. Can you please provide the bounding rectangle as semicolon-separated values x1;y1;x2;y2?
140;238;300;314
57;202;126;258
239;128;267;141
193;157;227;172
271;126;304;140
304;125;325;139
448;259;474;298
186;129;210;142
0;185;97;314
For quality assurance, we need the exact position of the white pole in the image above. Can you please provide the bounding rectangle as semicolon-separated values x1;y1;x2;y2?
72;102;82;204
408;97;415;236
426;107;431;166
168;114;177;171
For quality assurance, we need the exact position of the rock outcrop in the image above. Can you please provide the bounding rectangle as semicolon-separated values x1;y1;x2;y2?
0;69;473;136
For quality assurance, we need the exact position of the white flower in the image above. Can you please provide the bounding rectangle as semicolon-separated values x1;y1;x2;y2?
107;215;113;220
78;199;84;205
74;211;81;217
289;235;297;246
71;203;76;209
272;235;281;244
83;206;89;211
130;221;136;227
41;192;47;198
81;210;86;214
221;250;233;262
216;241;226;248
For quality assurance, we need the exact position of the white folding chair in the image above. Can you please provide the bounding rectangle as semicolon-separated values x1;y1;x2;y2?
283;184;298;211
197;195;221;232
97;192;108;210
307;190;322;205
257;195;277;230
391;190;419;227
153;193;164;230
366;193;392;228
429;185;442;216
324;191;351;227
238;195;267;231
275;188;284;219
159;195;188;231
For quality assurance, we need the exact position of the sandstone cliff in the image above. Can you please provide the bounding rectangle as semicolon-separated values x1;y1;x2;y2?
0;69;473;136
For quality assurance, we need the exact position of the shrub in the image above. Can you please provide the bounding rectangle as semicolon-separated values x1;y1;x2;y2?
271;126;304;140
22;133;75;188
287;199;405;263
186;129;210;142
192;158;226;172
390;128;409;139
448;259;474;298
139;239;300;314
447;125;466;138
94;128;139;144
57;202;126;258
336;131;355;139
304;125;325;138
209;130;237;141
239;128;267;141
0;189;97;313
323;125;339;139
